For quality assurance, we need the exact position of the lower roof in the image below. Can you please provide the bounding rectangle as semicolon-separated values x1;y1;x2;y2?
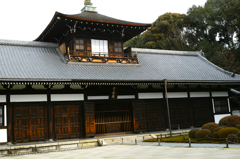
0;40;240;85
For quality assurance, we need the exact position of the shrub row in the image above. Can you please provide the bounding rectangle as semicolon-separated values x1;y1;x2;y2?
202;122;219;132
219;115;240;127
218;127;239;138
188;115;240;139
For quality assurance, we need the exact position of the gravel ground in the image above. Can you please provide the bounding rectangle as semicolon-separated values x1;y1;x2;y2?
2;145;240;159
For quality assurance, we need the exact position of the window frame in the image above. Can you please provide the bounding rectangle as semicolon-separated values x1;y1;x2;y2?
114;41;123;53
0;105;4;128
213;98;230;114
75;38;85;52
91;39;109;57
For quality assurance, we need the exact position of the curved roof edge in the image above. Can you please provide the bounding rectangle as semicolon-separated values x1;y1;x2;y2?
231;88;240;94
35;12;59;41
66;11;152;26
132;48;200;56
197;53;240;78
132;47;240;79
35;11;152;41
0;39;58;48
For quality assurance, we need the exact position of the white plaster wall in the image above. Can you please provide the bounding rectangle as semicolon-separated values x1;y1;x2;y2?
10;95;47;102
0;129;7;143
4;105;7;126
190;92;210;98
117;95;135;99
167;92;188;98
138;92;163;99
0;95;6;103
232;110;240;116
212;91;228;97
51;94;84;101
214;114;231;124
88;96;109;100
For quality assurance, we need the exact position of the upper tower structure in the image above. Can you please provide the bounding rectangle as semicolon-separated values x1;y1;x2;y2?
35;1;151;64
81;0;97;12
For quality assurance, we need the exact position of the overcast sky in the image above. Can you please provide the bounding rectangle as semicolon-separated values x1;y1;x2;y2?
0;0;207;41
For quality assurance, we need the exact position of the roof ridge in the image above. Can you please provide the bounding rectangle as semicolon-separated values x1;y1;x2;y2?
0;39;59;48
197;53;240;78
132;48;200;56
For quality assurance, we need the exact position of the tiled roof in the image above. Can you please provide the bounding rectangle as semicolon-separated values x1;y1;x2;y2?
68;11;151;26
0;40;240;84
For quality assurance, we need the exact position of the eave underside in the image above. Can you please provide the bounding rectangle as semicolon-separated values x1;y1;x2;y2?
1;80;240;86
35;12;151;43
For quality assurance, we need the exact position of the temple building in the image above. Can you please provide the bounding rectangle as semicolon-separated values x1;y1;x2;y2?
0;1;240;144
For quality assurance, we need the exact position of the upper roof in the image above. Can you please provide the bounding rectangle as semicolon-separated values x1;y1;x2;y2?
0;39;240;85
68;11;151;26
35;11;151;43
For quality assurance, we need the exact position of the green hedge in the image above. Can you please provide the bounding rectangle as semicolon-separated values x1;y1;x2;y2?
219;115;240;127
213;127;222;132
189;129;199;138
212;132;219;138
218;127;240;138
195;129;211;139
235;124;240;130
202;122;219;132
237;131;240;137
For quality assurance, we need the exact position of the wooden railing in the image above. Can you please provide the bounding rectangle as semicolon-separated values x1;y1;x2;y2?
68;50;135;59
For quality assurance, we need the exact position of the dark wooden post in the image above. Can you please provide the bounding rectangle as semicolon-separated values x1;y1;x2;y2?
187;85;194;127
6;89;13;144
164;79;172;137
209;86;215;122
226;138;229;148
47;87;53;141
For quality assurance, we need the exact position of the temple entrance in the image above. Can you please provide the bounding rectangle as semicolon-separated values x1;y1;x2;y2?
53;102;84;139
14;103;47;143
94;101;133;135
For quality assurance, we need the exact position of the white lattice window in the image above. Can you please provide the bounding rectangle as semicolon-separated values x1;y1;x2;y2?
91;39;108;57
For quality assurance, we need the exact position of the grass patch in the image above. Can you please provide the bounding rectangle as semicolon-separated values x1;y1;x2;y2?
144;135;229;144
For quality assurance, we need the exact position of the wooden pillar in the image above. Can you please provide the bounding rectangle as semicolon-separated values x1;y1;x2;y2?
6;89;13;144
164;79;172;136
209;86;215;122
187;85;194;127
228;88;233;115
47;87;53;141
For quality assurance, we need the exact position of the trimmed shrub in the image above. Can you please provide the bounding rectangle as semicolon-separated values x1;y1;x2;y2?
218;127;240;138
219;115;240;127
235;124;240;130
213;127;222;132
227;134;238;142
202;122;219;132
219;116;228;126
195;129;211;139
189;129;199;138
212;132;219;138
237;131;240;137
213;126;226;132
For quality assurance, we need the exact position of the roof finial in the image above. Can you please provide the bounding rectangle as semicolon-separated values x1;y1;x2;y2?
84;0;92;5
82;0;97;12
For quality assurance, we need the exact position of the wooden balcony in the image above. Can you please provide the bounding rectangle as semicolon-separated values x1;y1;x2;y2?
67;47;138;64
